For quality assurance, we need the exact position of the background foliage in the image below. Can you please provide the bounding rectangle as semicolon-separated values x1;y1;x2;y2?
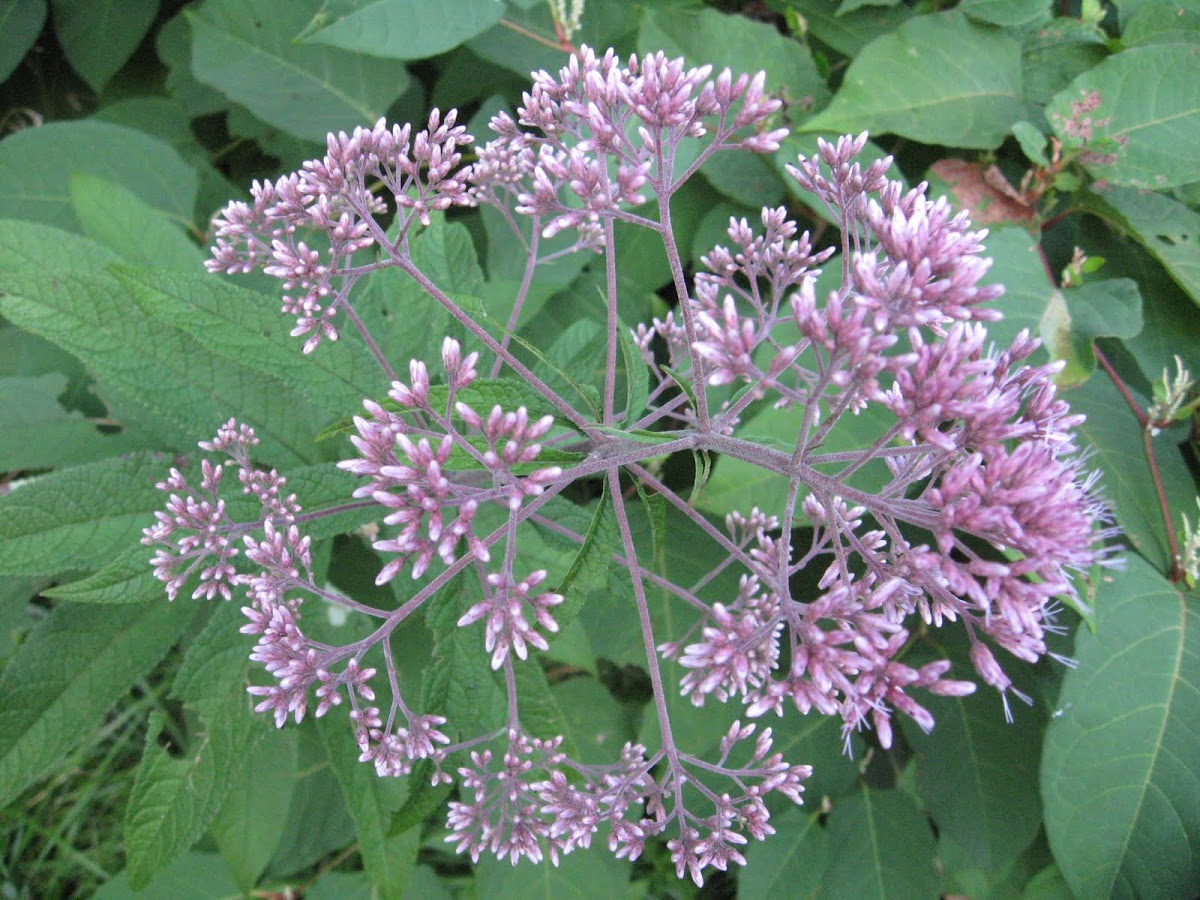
0;0;1197;897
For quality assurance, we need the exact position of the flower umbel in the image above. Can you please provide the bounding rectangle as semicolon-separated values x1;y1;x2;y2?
148;47;1111;884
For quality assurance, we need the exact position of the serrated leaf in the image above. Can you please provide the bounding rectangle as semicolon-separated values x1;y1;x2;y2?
188;0;412;142
110;266;385;417
553;485;617;630
1042;556;1200;899
0;454;171;576
209;728;298;890
300;0;503;59
1046;44;1200;189
1085;184;1200;308
52;0;158;91
0;121;197;231
801;11;1024;149
0;0;47;82
740;809;828;900
823;786;940;898
317;715;418;900
125;603;268;889
69;173;204;272
0;598;197;806
0;223;324;464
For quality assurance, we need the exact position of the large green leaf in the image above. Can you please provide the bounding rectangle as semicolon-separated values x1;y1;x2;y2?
0;454;168;576
0;598;197;806
95;853;241;900
0;223;325;464
638;7;830;115
300;0;504;59
124;603;269;889
70;173;205;272
209;728;298;890
1046;44;1200;188
1040;278;1144;385
801;12;1024;149
0;0;47;82
1041;555;1200;899
188;0;412;142
474;842;631;899
317;715;419;900
740;809;828;900
822;786;941;898
52;0;159;91
0;121;197;231
0;373;142;471
781;0;915;58
1084;185;1200;308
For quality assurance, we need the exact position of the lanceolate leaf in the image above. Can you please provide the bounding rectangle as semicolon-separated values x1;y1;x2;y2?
801;12;1024;149
124;604;268;890
1042;556;1200;899
0;599;198;806
317;715;419;900
0;454;168;576
188;0;412;142
0;223;325;464
1047;44;1200;189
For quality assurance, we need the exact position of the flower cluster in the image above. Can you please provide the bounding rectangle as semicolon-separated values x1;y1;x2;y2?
147;46;1111;886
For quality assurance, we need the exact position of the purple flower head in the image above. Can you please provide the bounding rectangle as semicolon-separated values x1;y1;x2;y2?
148;45;1117;886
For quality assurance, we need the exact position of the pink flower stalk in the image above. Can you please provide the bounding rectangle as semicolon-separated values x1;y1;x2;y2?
146;46;1113;884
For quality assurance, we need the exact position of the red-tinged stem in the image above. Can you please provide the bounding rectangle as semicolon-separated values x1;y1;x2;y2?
1094;345;1185;581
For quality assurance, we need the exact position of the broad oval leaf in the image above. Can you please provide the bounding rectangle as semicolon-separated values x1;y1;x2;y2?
0;120;197;231
740;808;829;900
1041;555;1200;899
801;11;1024;149
0;0;47;82
301;0;504;60
0;598;197;806
823;786;941;898
188;0;412;142
52;0;159;91
1046;44;1200;189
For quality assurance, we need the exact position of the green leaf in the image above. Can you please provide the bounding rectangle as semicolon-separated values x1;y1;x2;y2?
638;6;830;117
95;853;241;900
475;841;631;899
785;0;915;58
801;12;1024;149
317;715;419;900
125;603;268;889
535;318;607;418
0;121;197;231
0;373;142;471
52;0;158;91
0;223;325;464
110;266;385;417
908;674;1045;871
1067;371;1194;573
960;0;1051;26
823;786;940;898
1046;44;1200;189
740;809;829;900
1020;17;1109;112
551;677;632;764
511;662;580;758
300;0;503;59
553;486;617;630
1041;556;1200;899
0;0;47;82
69;173;204;272
1123;0;1200;47
187;0;412;142
209;728;298;890
981;225;1059;350
1084;184;1200;308
1039;279;1143;385
0;454;171;576
0;598;197;806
